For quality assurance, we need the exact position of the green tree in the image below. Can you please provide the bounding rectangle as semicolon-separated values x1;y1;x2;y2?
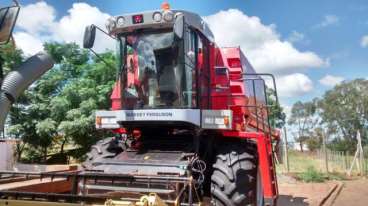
319;79;368;152
288;100;318;152
267;88;286;128
305;127;323;152
6;42;117;162
0;44;24;78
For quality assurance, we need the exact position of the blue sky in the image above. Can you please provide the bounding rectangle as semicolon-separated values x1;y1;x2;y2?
2;0;368;113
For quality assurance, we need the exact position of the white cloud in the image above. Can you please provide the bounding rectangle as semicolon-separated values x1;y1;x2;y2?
17;2;56;35
319;75;344;86
315;15;339;28
287;31;305;43
276;73;313;97
14;2;113;55
13;32;44;55
54;3;113;51
361;35;368;48
204;9;328;75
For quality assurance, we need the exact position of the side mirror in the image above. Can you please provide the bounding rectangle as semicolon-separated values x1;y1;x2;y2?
173;15;184;39
83;25;96;49
0;6;20;45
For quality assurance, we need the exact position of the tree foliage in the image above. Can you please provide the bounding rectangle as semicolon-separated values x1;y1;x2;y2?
5;42;116;162
319;79;368;142
289;79;368;152
0;44;23;75
267;89;286;129
305;127;323;152
288;100;318;151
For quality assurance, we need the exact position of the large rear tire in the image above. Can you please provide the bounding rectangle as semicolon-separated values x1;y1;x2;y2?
211;143;259;206
82;137;122;169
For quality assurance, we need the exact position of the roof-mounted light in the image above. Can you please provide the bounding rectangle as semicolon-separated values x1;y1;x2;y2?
152;12;162;22
116;16;125;27
163;10;174;22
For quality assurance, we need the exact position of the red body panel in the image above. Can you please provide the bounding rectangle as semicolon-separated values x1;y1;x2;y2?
111;80;122;110
210;47;271;134
109;40;279;204
213;47;279;202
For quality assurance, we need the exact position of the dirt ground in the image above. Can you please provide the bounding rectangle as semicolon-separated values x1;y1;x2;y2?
277;175;338;206
332;179;368;206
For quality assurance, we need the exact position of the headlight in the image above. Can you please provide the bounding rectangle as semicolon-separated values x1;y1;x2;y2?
152;12;162;22
116;16;125;27
163;10;174;22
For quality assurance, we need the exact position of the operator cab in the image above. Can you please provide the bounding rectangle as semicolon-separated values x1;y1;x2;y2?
107;5;213;110
84;3;232;131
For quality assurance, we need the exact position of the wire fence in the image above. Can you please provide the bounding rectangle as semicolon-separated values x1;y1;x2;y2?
314;149;368;175
277;148;368;176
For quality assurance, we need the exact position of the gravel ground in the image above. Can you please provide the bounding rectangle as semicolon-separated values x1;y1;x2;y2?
277;174;338;206
332;179;368;206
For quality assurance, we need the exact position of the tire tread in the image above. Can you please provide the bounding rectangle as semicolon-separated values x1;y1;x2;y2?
211;143;258;206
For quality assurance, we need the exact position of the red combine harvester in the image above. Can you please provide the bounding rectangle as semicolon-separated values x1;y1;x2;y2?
0;3;280;206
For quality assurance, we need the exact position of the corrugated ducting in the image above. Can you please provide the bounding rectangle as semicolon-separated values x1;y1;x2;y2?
0;93;11;131
0;52;54;131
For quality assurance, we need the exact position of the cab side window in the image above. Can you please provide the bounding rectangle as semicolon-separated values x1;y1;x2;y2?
184;29;211;109
197;34;210;108
182;30;198;107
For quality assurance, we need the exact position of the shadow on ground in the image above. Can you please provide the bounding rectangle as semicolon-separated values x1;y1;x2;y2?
277;195;309;206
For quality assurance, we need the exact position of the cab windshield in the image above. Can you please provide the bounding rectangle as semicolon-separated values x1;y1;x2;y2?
119;31;196;109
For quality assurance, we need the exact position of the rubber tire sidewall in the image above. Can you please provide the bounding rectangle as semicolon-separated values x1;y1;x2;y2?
210;143;258;206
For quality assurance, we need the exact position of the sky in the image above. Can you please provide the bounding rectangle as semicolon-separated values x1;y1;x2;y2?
2;0;368;116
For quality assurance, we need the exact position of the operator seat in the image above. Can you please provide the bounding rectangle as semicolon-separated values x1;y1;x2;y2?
159;66;178;106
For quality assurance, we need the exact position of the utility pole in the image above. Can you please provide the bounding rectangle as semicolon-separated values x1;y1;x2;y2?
283;127;290;173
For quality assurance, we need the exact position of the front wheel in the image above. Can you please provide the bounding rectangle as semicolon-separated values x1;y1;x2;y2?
211;143;261;206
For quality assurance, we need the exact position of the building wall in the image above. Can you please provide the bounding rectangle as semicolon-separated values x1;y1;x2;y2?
0;140;15;170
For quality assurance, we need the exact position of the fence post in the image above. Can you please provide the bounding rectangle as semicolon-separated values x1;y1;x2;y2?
358;131;364;175
340;151;344;171
344;151;348;171
323;132;329;173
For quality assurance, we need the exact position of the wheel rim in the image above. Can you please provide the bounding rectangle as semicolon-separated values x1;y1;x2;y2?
256;169;264;206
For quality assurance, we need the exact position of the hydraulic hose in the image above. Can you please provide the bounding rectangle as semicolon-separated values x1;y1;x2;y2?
0;52;54;132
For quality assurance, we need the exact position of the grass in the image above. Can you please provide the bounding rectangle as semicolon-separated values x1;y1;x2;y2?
297;166;325;182
277;150;350;182
295;167;348;182
277;150;324;173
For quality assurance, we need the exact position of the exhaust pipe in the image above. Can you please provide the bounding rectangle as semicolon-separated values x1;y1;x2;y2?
0;52;54;132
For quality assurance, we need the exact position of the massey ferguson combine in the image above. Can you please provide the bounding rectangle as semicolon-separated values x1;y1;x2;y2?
0;2;280;206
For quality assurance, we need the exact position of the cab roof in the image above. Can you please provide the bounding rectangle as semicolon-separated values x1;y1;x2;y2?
108;10;214;43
